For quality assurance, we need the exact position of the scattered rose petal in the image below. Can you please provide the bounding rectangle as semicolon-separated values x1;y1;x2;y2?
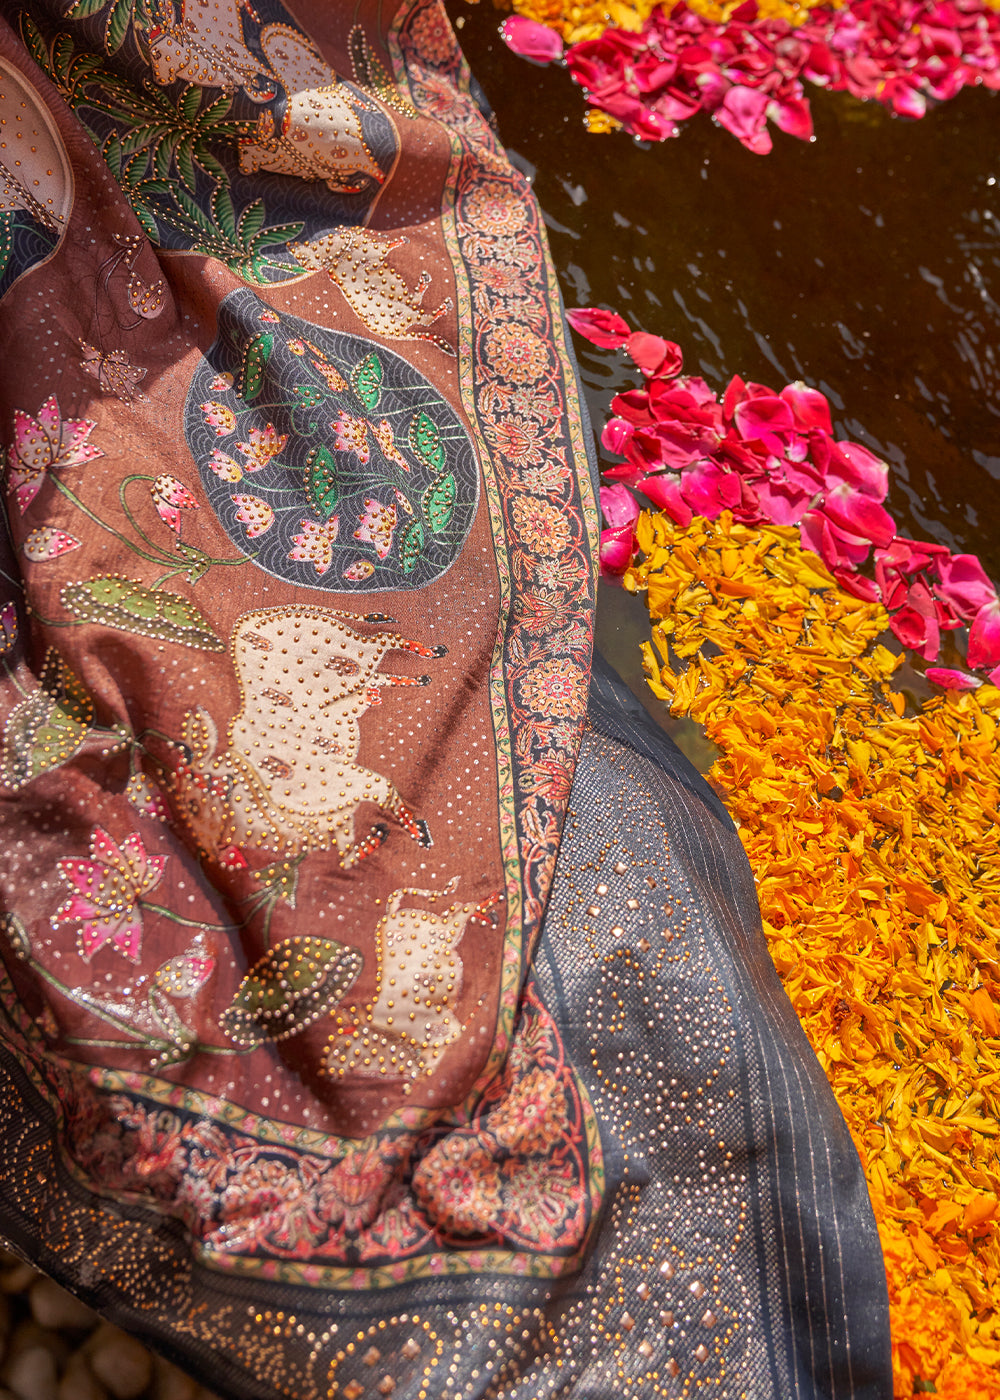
501;14;565;63
566;307;632;349
925;667;982;690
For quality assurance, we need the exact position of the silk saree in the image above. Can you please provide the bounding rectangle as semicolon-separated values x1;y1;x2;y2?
0;0;892;1393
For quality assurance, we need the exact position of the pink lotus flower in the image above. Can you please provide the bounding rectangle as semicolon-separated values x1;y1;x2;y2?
236;424;287;472
53;828;166;963
333;412;371;464
353;497;397;559
207;449;242;482
7;397;103;512
200;400;235;437
501;15;564;63
155;935;215;997
151;474;199;534
231;494;274;537
22;527;82;561
290;518;340;575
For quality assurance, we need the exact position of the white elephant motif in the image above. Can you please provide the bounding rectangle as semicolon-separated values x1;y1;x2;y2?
325;878;501;1083
170;605;445;865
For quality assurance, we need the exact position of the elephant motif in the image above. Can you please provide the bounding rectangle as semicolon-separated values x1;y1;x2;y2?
325;878;501;1084
238;26;387;193
169;605;445;866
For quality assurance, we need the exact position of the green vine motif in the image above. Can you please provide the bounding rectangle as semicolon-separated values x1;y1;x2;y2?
135;180;302;282
22;16;254;191
59;0;158;57
20;18;302;282
22;944;250;1071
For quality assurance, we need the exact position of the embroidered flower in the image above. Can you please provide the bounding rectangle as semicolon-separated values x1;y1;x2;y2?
484;413;550;468
343;559;375;581
484;323;551;384
207;449;243;482
22;527;82;562
412;1134;502;1236
289;517;340;575
471;263;528;297
353;498;397;559
488;1068;569;1154
512;496;571;556
207;373;233;392
371;418;410;472
500;1154;581;1247
231;494;274;537
6;397;103;512
463;181;529;237
519;658;588;719
518;748;576;802
236;423;287;472
151;474;199;534
333;411;370;464
53;827;166;963
200;400;236;437
409;2;455;62
216;1158;322;1254
319;1143;399;1234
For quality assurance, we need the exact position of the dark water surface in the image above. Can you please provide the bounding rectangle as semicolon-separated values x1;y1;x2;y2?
446;3;1000;749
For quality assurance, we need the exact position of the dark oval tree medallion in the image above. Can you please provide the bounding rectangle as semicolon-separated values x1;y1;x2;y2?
185;289;479;591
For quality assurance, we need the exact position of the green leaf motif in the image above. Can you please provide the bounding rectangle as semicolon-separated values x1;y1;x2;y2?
305;446;339;520
408;411;445;471
239;333;273;400
61;577;225;651
105;0;132;53
423;472;456;533
351;351;383;411
1;649;95;791
220;936;363;1046
399;519;425;575
293;384;323;409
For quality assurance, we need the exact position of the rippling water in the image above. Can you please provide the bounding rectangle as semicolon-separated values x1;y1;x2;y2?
446;5;1000;752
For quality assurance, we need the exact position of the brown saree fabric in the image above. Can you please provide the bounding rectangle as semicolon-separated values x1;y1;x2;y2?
0;0;892;1393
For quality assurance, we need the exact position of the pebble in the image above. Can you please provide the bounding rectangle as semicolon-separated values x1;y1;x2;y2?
86;1325;153;1400
31;1281;98;1334
57;1352;107;1400
150;1356;198;1400
0;1261;222;1400
2;1345;58;1400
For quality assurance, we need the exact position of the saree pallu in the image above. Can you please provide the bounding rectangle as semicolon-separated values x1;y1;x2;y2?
0;0;892;1393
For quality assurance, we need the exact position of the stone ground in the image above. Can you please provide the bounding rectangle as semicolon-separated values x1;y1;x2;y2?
0;1251;224;1400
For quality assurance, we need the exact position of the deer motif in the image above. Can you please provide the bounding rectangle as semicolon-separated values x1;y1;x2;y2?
289;229;454;353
